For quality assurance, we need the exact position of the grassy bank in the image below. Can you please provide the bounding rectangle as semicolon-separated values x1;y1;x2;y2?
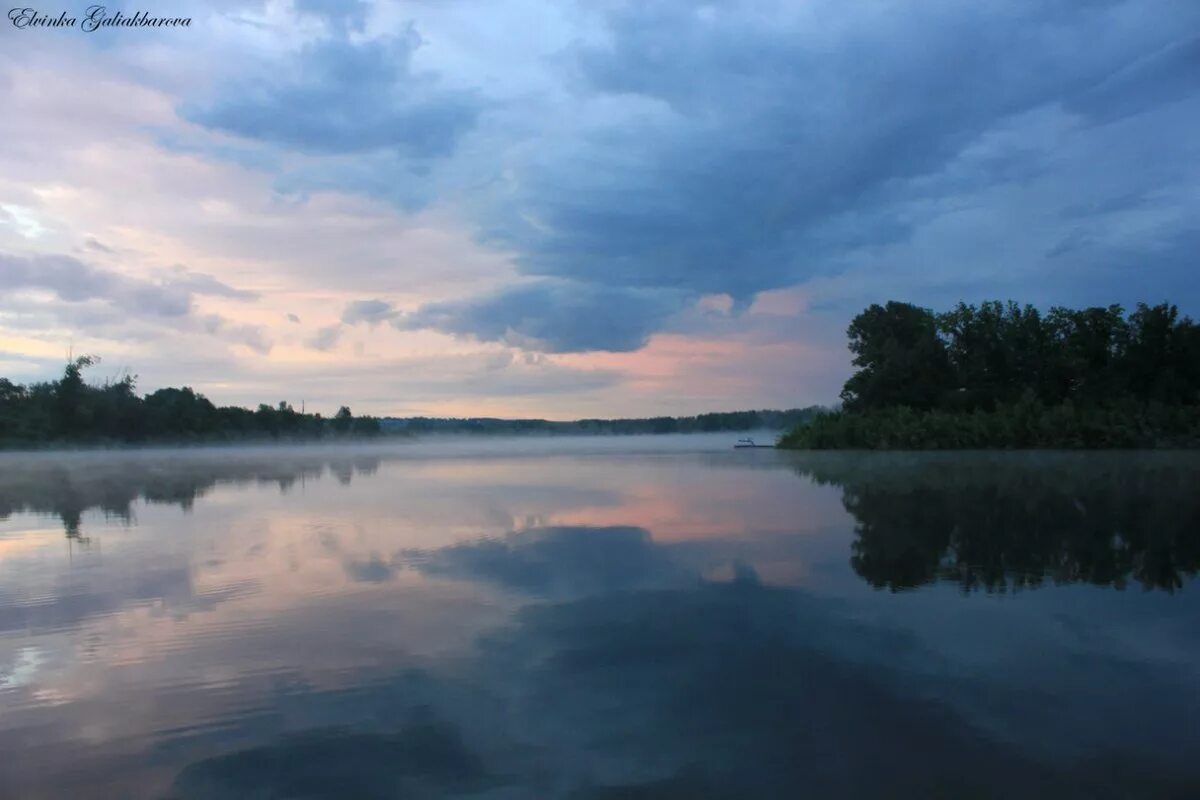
779;402;1200;450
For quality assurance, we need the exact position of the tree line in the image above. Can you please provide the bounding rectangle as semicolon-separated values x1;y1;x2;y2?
0;356;820;447
781;301;1200;448
0;356;381;446
383;408;821;436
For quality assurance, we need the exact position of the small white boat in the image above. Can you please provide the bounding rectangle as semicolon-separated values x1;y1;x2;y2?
734;437;773;449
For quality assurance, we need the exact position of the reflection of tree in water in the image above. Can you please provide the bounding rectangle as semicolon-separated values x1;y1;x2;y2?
0;452;382;539
793;453;1200;592
330;456;380;486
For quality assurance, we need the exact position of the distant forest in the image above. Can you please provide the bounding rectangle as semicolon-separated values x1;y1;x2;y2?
382;408;821;436
0;355;816;447
781;301;1200;449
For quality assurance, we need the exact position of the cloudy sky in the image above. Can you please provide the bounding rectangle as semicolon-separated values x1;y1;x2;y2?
1;0;1197;417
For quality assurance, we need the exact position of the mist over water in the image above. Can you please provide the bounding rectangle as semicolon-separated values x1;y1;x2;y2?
1;437;1198;798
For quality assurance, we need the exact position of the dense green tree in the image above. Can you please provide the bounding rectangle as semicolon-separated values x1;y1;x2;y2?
144;387;218;436
0;358;382;446
782;299;1200;449
937;301;1048;410
840;302;955;411
55;355;98;437
92;373;141;440
351;415;381;435
1044;304;1129;405
333;405;353;434
1121;303;1199;405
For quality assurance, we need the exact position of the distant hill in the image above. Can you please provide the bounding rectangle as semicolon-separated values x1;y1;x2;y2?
380;407;825;436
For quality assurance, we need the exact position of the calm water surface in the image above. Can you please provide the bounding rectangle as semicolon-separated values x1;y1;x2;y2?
0;436;1197;799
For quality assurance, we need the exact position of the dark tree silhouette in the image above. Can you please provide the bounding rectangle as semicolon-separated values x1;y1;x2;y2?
782;300;1200;449
0;357;381;445
840;302;955;412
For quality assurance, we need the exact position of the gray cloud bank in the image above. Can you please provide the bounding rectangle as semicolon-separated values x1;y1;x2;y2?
0;253;254;317
182;28;481;158
394;281;687;353
177;1;1199;352
0;252;269;353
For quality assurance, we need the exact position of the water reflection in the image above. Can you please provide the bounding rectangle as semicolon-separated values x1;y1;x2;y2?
791;453;1200;593
0;451;381;539
0;443;1198;798
11;448;1197;596
401;525;690;597
165;579;1199;799
173;718;493;800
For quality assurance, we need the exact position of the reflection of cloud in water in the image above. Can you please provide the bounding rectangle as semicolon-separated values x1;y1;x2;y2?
401;525;690;597
0;447;645;544
1;447;1197;798
492;584;1050;798
344;556;394;583
169;581;1200;799
173;719;492;800
0;559;259;636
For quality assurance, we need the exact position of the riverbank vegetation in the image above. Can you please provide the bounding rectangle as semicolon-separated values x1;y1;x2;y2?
1;356;819;448
780;301;1200;449
0;356;381;446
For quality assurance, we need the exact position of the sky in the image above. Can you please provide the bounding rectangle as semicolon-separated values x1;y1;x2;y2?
0;0;1197;418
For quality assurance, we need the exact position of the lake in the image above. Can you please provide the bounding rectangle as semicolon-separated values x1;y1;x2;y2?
1;437;1197;798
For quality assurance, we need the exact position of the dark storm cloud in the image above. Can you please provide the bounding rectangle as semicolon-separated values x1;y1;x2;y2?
167;1;1200;355
1064;35;1200;124
182;29;481;157
1040;226;1200;308
479;2;1199;301
396;280;686;352
430;0;1199;348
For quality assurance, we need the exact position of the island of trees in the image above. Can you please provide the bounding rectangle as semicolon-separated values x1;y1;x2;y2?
780;301;1200;449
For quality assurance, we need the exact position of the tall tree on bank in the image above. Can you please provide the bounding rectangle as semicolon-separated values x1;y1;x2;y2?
839;301;954;412
842;300;1199;413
